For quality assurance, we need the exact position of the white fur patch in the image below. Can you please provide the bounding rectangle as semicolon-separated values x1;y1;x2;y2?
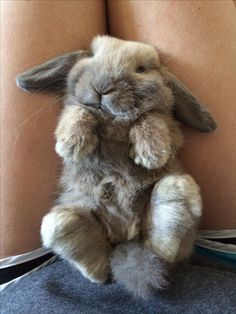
41;210;69;248
40;212;58;248
55;141;70;158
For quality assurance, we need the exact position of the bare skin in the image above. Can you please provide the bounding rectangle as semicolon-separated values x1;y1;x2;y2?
108;0;236;229
1;0;106;258
1;0;236;258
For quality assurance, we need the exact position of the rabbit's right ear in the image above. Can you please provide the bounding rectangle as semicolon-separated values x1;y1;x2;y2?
16;50;90;93
162;69;217;132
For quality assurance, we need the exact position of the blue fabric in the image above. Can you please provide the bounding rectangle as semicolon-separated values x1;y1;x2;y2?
1;258;236;314
195;246;236;266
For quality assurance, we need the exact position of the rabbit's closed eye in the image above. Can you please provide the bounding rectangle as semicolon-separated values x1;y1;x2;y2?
135;63;160;74
136;66;147;73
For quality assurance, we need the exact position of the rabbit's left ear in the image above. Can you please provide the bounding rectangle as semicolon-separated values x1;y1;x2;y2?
163;70;217;132
16;50;91;93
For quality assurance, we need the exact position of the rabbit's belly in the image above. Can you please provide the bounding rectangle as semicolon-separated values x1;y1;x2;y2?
59;158;156;242
94;207;142;244
95;175;152;209
59;177;150;243
92;176;152;243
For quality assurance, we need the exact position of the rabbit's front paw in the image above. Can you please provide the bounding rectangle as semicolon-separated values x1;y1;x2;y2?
56;133;98;162
129;144;169;170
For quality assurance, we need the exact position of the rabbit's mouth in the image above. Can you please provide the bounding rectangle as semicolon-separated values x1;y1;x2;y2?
78;100;139;122
100;100;140;121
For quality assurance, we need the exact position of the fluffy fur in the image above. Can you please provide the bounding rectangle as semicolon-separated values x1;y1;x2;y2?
16;36;217;298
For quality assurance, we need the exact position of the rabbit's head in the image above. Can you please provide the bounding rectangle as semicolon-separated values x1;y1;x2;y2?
17;36;217;131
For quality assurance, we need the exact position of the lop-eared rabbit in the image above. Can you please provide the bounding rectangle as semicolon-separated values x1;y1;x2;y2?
17;36;217;297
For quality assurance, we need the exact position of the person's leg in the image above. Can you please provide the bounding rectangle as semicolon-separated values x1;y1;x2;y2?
107;0;236;229
1;0;106;258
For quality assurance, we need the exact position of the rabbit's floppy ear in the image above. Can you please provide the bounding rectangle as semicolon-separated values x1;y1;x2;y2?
163;69;217;132
16;50;91;93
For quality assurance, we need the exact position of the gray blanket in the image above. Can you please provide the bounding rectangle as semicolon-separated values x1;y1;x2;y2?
1;258;236;314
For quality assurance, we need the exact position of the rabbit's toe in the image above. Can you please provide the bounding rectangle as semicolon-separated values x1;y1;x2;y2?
72;260;111;284
77;133;98;158
55;133;98;162
130;146;168;169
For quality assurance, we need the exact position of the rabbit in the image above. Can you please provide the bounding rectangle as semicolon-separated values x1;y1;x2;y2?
16;36;217;298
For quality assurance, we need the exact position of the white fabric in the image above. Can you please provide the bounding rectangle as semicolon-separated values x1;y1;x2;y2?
197;229;236;254
0;255;56;292
0;247;52;269
196;238;236;254
199;229;236;239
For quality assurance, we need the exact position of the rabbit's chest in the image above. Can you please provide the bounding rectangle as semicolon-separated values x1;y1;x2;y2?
69;135;157;209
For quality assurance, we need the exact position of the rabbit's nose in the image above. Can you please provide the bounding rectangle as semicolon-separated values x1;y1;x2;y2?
93;85;115;96
92;85;102;97
93;77;115;96
92;85;102;99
